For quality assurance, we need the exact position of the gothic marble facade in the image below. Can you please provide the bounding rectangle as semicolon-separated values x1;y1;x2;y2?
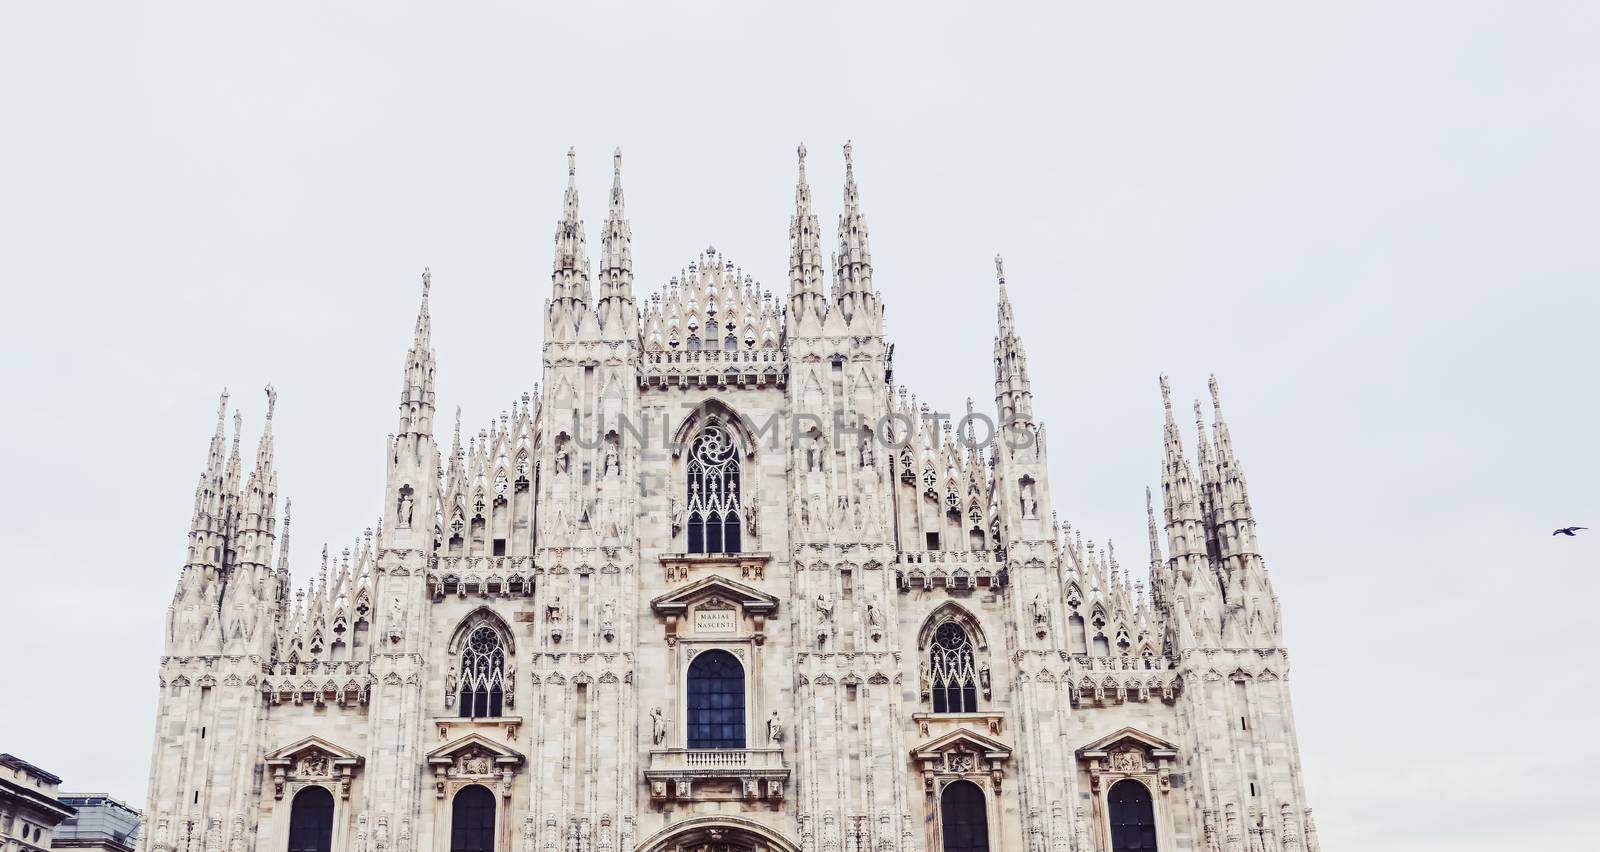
139;145;1322;852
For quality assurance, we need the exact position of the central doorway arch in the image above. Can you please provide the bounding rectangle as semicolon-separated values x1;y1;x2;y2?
636;816;800;852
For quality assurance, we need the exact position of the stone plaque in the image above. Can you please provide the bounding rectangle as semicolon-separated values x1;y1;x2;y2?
694;608;737;635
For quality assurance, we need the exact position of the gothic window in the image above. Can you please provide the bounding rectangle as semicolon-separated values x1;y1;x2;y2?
458;626;506;718
450;784;495;852
685;649;745;749
286;785;333;852
1068;615;1088;655
686;424;741;554
1108;779;1157;851
939;780;990;852
929;623;979;713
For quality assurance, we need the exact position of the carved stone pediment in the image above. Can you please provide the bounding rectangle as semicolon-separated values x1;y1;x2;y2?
652;574;779;644
263;736;363;799
1076;727;1179;794
911;727;1013;764
425;733;525;799
911;727;1013;794
651;574;778;615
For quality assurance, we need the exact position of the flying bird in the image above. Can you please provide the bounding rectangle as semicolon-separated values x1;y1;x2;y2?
1552;526;1587;537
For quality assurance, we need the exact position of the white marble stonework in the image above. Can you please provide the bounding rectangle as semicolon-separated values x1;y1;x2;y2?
139;145;1323;852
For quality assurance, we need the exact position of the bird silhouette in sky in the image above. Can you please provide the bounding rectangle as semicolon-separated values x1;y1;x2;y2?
1552;526;1587;537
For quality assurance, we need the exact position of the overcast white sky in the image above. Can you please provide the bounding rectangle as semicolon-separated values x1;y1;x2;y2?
2;2;1596;849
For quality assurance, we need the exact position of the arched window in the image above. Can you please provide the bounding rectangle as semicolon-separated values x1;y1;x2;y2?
686;424;741;554
286;786;333;852
939;780;989;852
450;784;495;852
1108;779;1158;851
458;626;505;718
929;623;979;713
685;649;745;749
1068;614;1087;655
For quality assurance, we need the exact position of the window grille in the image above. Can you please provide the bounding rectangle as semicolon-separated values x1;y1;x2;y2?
939;780;990;852
1108;779;1158;851
450;785;495;852
686;649;746;749
929;622;979;713
687;425;741;554
287;786;333;852
458;626;505;718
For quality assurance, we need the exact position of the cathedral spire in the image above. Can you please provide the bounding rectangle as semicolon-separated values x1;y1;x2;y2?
834;141;875;321
597;147;636;336
397;268;437;438
238;385;281;570
548;147;593;339
788;143;827;324
553;147;591;303
993;255;1033;425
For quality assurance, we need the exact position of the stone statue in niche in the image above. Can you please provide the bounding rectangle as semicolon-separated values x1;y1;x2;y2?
767;710;784;744
650;707;667;746
546;596;562;623
1020;478;1038;519
601;435;620;478
805;432;825;472
387;596;404;643
814;592;833;622
397;485;415;528
600;599;617;640
670;498;685;536
1031;594;1048;636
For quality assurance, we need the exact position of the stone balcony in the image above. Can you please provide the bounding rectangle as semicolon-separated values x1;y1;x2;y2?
895;551;1007;591
644;748;788;802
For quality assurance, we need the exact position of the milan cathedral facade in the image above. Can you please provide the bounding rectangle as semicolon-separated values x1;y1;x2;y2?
140;145;1322;852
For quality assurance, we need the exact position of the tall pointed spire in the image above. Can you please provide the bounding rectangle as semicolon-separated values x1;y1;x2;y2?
548;147;593;339
597;147;636;336
993;254;1034;425
788;143;827;323
834;140;875;321
397;268;437;437
553;147;591;303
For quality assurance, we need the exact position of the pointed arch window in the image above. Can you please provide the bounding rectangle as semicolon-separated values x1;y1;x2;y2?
1108;779;1157;851
939;780;990;852
286;786;333;852
685;649;745;749
929;622;979;713
450;784;495;852
686;424;741;554
458;626;505;718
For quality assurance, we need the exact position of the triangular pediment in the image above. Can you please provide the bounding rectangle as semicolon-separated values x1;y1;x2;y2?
425;732;524;767
263;735;362;767
651;574;779;615
1076;726;1179;759
911;727;1012;762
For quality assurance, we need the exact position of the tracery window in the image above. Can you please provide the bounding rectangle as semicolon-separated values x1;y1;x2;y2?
929;623;979;713
686;424;741;554
685;649;745;749
939;780;990;852
1108;779;1158;851
286;786;333;852
450;784;495;852
458;626;505;718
